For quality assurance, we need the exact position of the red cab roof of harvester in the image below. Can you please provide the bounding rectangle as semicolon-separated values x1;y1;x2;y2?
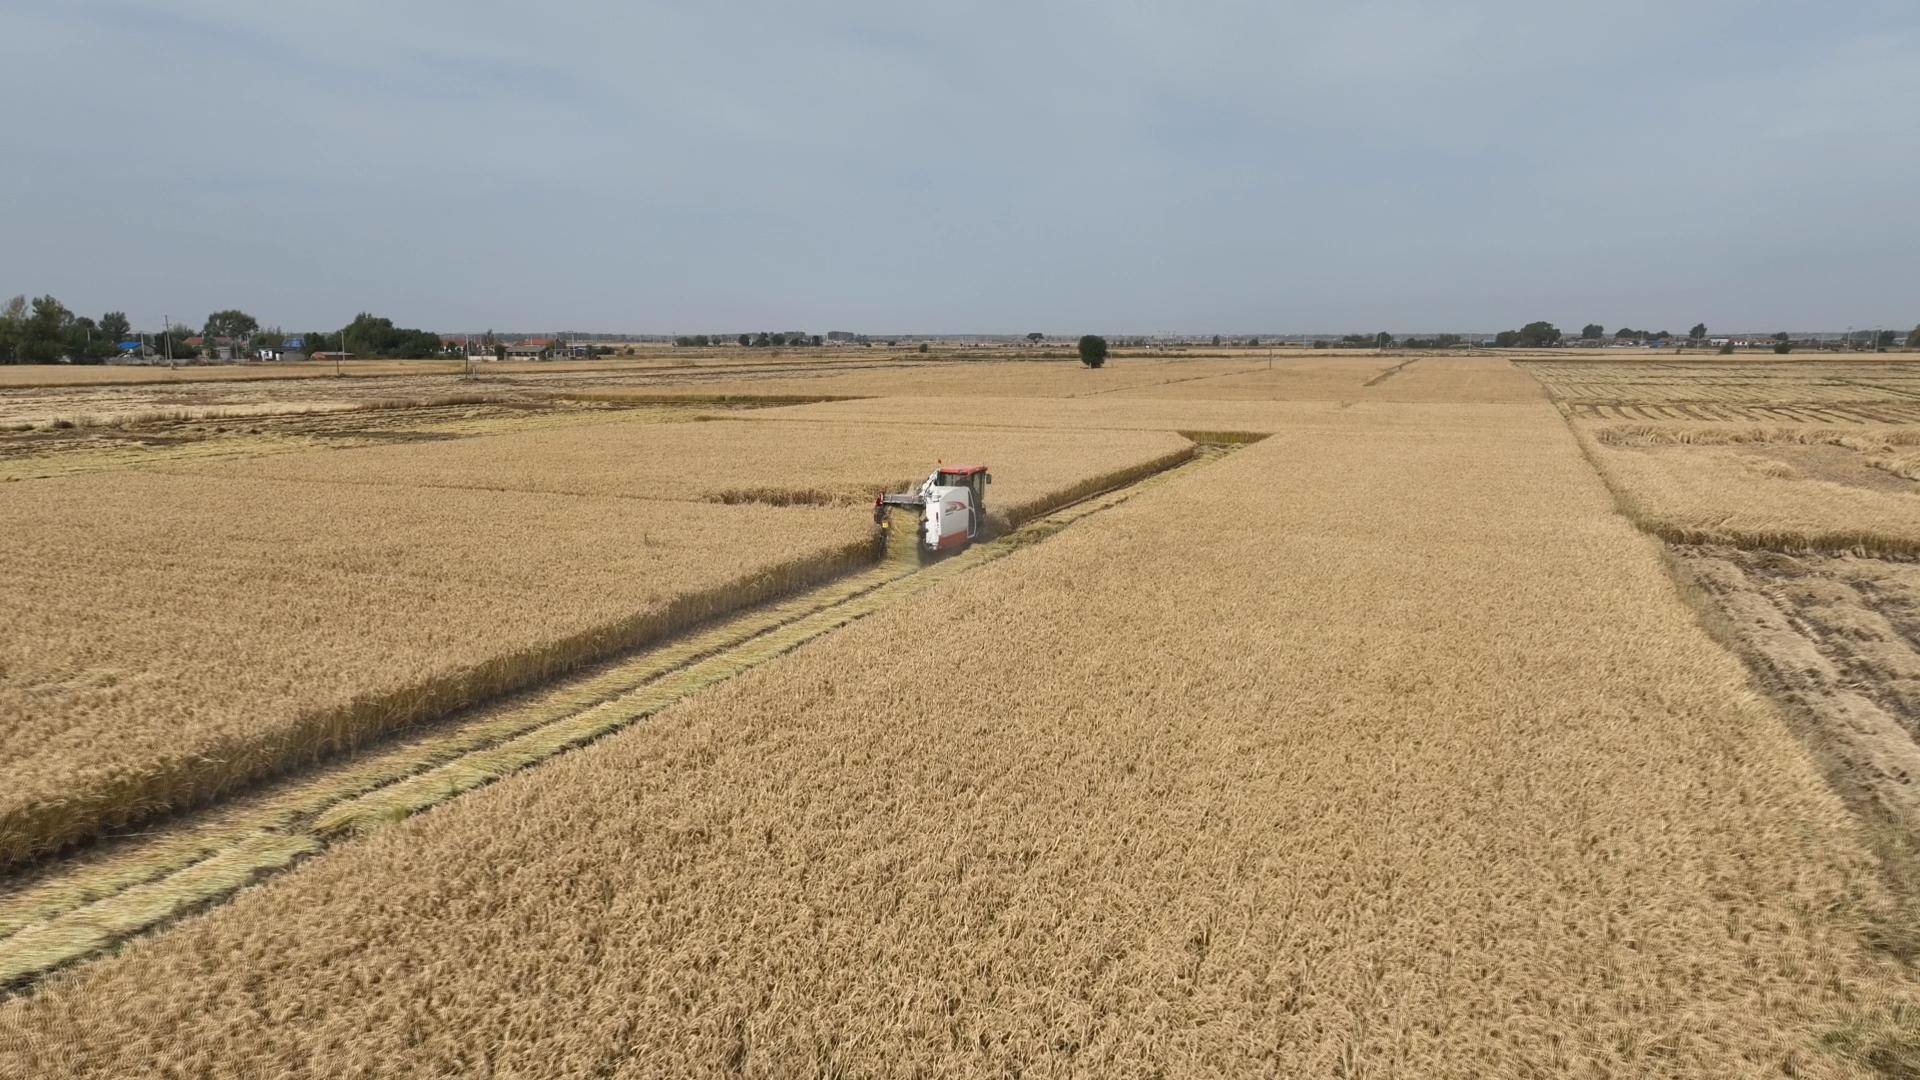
936;464;989;476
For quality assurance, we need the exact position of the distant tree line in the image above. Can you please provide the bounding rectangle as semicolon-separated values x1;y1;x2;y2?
675;331;824;347
1492;321;1564;347
0;296;462;363
336;313;441;359
0;295;135;363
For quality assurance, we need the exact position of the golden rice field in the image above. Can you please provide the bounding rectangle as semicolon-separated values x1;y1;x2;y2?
6;352;1920;1076
1537;361;1920;555
1581;435;1920;554
595;353;1546;403
525;355;1274;401
0;408;1199;866
1528;359;1920;423
6;396;1916;1077
182;419;1196;521
0;474;874;866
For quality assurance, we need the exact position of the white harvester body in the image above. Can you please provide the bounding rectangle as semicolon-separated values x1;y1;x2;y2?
875;465;991;556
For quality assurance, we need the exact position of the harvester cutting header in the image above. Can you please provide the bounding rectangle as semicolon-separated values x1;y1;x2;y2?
874;464;991;557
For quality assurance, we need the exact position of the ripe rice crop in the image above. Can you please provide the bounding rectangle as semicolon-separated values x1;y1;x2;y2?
0;473;875;866
1097;355;1543;403
757;394;1337;432
552;357;1265;399
7;404;1912;1076
617;354;1535;403
183;419;1196;526
1525;360;1920;406
1580;434;1920;555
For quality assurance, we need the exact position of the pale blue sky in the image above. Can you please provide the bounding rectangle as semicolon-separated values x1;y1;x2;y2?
2;1;1915;334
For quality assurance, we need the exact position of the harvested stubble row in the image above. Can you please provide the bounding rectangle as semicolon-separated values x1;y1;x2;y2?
7;403;1913;1077
0;473;875;866
182;419;1196;523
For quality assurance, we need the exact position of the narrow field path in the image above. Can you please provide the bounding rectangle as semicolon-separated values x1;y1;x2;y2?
5;401;1914;1076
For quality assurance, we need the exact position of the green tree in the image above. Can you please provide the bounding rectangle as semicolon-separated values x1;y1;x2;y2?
0;295;26;363
1515;321;1561;347
64;316;112;363
1581;323;1604;340
738;333;751;347
917;342;929;353
1774;341;1794;355
1773;331;1791;343
1077;334;1109;368
1876;330;1897;349
339;313;440;359
98;311;131;346
1028;332;1045;343
1907;325;1920;348
203;309;259;343
1688;322;1707;342
1374;331;1394;348
1493;330;1521;348
1210;334;1221;346
20;295;75;362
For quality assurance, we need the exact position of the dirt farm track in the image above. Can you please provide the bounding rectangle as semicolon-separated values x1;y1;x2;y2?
7;348;1920;1077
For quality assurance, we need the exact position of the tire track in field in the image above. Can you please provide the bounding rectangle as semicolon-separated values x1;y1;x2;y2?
0;440;1248;995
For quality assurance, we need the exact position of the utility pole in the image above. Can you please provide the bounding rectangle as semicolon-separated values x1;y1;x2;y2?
163;315;173;370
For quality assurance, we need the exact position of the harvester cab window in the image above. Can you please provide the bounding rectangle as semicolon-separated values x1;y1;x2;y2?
938;472;969;488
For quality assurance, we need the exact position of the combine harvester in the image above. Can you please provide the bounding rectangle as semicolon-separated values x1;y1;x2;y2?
874;464;991;559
